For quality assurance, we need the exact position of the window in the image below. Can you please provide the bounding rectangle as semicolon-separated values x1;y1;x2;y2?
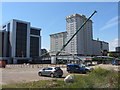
47;68;53;70
7;23;10;31
43;68;48;70
16;22;27;57
30;28;40;35
30;36;39;57
55;67;60;70
74;65;79;68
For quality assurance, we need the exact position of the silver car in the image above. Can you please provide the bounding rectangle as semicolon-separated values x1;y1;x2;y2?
38;67;63;78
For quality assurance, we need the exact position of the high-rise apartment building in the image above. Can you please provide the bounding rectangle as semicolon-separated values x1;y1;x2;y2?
50;13;109;56
66;14;93;55
0;19;41;64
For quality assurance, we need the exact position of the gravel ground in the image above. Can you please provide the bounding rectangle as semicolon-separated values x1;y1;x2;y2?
1;66;69;85
0;64;119;85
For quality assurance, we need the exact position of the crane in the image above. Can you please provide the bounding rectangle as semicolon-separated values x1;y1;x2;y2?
55;11;97;64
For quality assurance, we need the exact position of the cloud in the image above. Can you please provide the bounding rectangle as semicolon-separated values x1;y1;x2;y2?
100;16;120;31
107;16;120;24
109;38;119;51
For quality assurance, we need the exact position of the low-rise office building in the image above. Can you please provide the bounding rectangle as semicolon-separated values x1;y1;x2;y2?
92;40;109;56
0;19;41;64
109;47;120;57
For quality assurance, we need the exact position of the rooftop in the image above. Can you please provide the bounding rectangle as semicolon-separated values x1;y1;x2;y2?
50;31;67;36
66;13;92;22
92;39;109;44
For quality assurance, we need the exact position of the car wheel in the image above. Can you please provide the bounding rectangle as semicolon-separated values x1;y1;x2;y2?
68;70;72;73
59;75;62;78
50;73;54;78
82;71;86;74
38;72;42;76
85;70;90;73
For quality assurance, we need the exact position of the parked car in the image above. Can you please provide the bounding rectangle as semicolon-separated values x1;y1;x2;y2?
87;63;95;66
38;67;63;78
0;60;6;68
112;59;120;65
67;64;93;73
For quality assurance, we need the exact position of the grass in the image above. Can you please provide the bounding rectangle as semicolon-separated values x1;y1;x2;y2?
54;68;120;88
2;68;120;88
2;80;64;88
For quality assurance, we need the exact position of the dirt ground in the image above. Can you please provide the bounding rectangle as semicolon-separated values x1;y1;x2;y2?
0;64;119;85
1;66;69;85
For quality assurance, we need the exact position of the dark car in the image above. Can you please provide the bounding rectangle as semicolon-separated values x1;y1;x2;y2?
87;63;95;66
38;67;63;78
67;64;93;73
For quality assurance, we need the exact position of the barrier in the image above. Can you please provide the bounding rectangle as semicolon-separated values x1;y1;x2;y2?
6;64;66;69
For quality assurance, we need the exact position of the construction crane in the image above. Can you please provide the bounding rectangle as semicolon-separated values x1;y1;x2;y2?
55;11;97;64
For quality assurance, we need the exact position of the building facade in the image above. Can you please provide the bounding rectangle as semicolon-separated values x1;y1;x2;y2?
92;40;109;55
109;47;120;57
1;19;41;64
50;13;109;56
66;14;93;55
116;47;120;52
30;27;41;57
50;32;67;55
0;30;5;57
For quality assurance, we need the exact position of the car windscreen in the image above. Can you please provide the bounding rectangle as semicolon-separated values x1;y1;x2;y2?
79;65;86;68
74;65;80;68
55;67;61;70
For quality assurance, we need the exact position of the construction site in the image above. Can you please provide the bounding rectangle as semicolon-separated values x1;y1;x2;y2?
0;10;120;88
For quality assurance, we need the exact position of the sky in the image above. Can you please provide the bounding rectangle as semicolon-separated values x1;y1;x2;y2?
1;2;119;51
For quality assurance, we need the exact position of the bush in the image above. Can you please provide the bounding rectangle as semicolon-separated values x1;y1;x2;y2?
55;68;119;88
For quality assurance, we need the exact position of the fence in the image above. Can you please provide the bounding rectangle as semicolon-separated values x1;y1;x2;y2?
6;64;66;68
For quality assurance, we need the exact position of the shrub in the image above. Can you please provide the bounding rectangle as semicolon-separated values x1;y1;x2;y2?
57;68;119;88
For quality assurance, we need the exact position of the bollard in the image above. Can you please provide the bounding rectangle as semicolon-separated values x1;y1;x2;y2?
37;65;39;68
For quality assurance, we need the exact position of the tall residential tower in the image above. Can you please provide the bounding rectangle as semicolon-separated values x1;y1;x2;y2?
66;14;93;55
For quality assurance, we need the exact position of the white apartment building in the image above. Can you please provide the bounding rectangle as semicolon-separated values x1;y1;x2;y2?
50;13;109;56
66;14;93;55
50;32;67;55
